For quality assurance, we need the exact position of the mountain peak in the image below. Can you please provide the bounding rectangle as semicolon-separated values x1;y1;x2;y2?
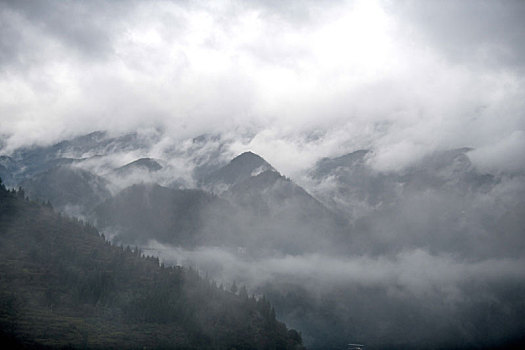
227;151;276;177
115;158;162;174
202;151;277;191
231;151;267;165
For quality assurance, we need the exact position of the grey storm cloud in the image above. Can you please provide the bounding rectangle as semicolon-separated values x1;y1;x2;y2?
389;0;525;70
0;0;123;67
1;0;525;175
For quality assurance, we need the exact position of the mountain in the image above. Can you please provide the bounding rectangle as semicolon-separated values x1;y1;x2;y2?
225;169;349;254
308;148;512;257
309;149;401;218
198;151;349;254
0;131;241;198
12;131;154;162
0;130;245;194
201;152;350;254
0;182;305;349
309;148;497;219
108;158;166;190
92;183;241;247
20;165;111;214
2;131;160;186
114;157;163;175
91;152;349;255
202;151;277;193
3;133;524;349
311;149;370;179
189;133;233;182
400;148;495;193
0;156;17;187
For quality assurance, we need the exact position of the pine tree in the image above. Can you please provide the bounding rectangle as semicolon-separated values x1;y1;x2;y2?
239;285;248;299
230;281;238;294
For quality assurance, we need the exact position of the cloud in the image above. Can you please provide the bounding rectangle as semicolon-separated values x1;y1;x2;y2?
139;241;525;347
469;130;525;173
0;0;524;174
388;0;525;70
144;241;525;298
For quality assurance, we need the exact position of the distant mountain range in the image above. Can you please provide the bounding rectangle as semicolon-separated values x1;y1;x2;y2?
91;151;348;255
308;148;496;217
0;131;521;257
0;133;351;254
2;130;525;349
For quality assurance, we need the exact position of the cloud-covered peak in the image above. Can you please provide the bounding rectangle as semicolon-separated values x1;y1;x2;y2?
230;151;275;173
202;151;277;193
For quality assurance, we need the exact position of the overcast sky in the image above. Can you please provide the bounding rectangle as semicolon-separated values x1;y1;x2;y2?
1;0;524;174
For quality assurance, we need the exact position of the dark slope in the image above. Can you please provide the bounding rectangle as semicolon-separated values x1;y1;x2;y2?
0;182;305;349
92;183;241;246
225;170;349;254
20;165;110;212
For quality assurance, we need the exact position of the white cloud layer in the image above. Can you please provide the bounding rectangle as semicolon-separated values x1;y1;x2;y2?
144;241;525;299
1;0;524;175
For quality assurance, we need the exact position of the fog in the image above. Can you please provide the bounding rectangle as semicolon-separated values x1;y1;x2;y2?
2;0;525;348
143;241;525;348
2;0;525;176
145;242;525;295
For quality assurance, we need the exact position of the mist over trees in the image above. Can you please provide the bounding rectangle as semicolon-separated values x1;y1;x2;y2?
0;179;304;349
1;132;524;349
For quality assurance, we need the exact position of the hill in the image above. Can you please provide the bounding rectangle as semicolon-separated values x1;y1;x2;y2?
0;179;305;349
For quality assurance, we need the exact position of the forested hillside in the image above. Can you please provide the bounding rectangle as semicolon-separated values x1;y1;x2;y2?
0;179;304;349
